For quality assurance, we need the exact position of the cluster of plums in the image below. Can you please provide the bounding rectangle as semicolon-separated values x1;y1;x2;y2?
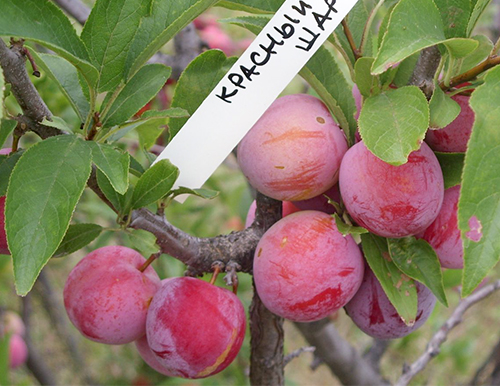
238;92;471;339
0;89;472;378
63;246;246;379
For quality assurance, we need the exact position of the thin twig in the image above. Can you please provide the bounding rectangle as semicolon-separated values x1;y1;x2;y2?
341;19;361;61
284;346;316;366
363;339;391;373
395;280;500;386
440;55;500;90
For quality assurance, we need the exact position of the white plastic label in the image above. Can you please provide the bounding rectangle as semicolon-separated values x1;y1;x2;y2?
155;0;359;196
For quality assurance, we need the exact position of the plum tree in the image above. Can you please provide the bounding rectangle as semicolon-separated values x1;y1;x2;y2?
339;141;444;238
345;266;437;340
419;185;463;269
237;94;348;201
253;210;364;322
63;246;161;345
425;94;474;153
145;277;246;379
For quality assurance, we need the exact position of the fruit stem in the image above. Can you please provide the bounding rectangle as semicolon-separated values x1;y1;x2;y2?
440;55;500;90
139;252;160;273
209;262;224;285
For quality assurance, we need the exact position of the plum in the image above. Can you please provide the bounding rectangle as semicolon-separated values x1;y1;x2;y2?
425;94;474;153
339;141;444;238
146;277;246;379
64;246;161;345
237;94;348;201
292;184;340;214
345;266;436;339
8;334;28;369
419;185;463;269
253;210;364;322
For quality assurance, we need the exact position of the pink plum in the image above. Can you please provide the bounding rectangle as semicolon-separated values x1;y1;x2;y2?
339;141;444;238
419;185;463;269
146;277;246;379
64;246;161;345
253;211;364;322
345;266;436;339
425;94;474;153
9;334;28;369
238;94;348;201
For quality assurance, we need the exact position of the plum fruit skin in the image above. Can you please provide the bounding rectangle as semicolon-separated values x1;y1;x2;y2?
253;210;364;322
339;141;444;238
237;94;348;201
425;94;474;153
0;196;9;255
419;185;463;269
63;246;161;345
136;335;176;377
8;333;28;369
0;148;11;255
345;267;437;340
293;183;340;214
146;277;246;379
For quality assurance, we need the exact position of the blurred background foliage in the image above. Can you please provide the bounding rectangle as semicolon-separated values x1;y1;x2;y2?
1;1;500;385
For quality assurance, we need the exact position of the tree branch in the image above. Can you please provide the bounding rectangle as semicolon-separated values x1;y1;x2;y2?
295;319;389;385
0;39;52;122
22;295;58;386
395;279;500;386
51;0;91;25
409;45;441;98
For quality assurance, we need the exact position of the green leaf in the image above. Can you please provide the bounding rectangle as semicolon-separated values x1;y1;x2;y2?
41;117;72;133
333;214;369;237
388;237;448;306
0;120;16;149
218;0;282;13
358;86;430;165
429;85;461;129
6;136;92;295
0;0;98;87
372;0;478;74
226;15;357;145
392;53;420;88
96;169;133;215
333;0;374;63
434;0;471;38
81;0;152;92
361;233;418;326
169;186;219;200
136;108;190;149
435;152;465;189
459;65;500;296
354;57;381;97
33;53;90;122
124;0;219;80
301;46;357;145
129;155;145;176
101;64;171;128
131;159;179;209
467;0;492;36
170;50;237;140
125;229;160;256
0;150;23;196
457;35;493;74
86;142;129;194
53;223;103;257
